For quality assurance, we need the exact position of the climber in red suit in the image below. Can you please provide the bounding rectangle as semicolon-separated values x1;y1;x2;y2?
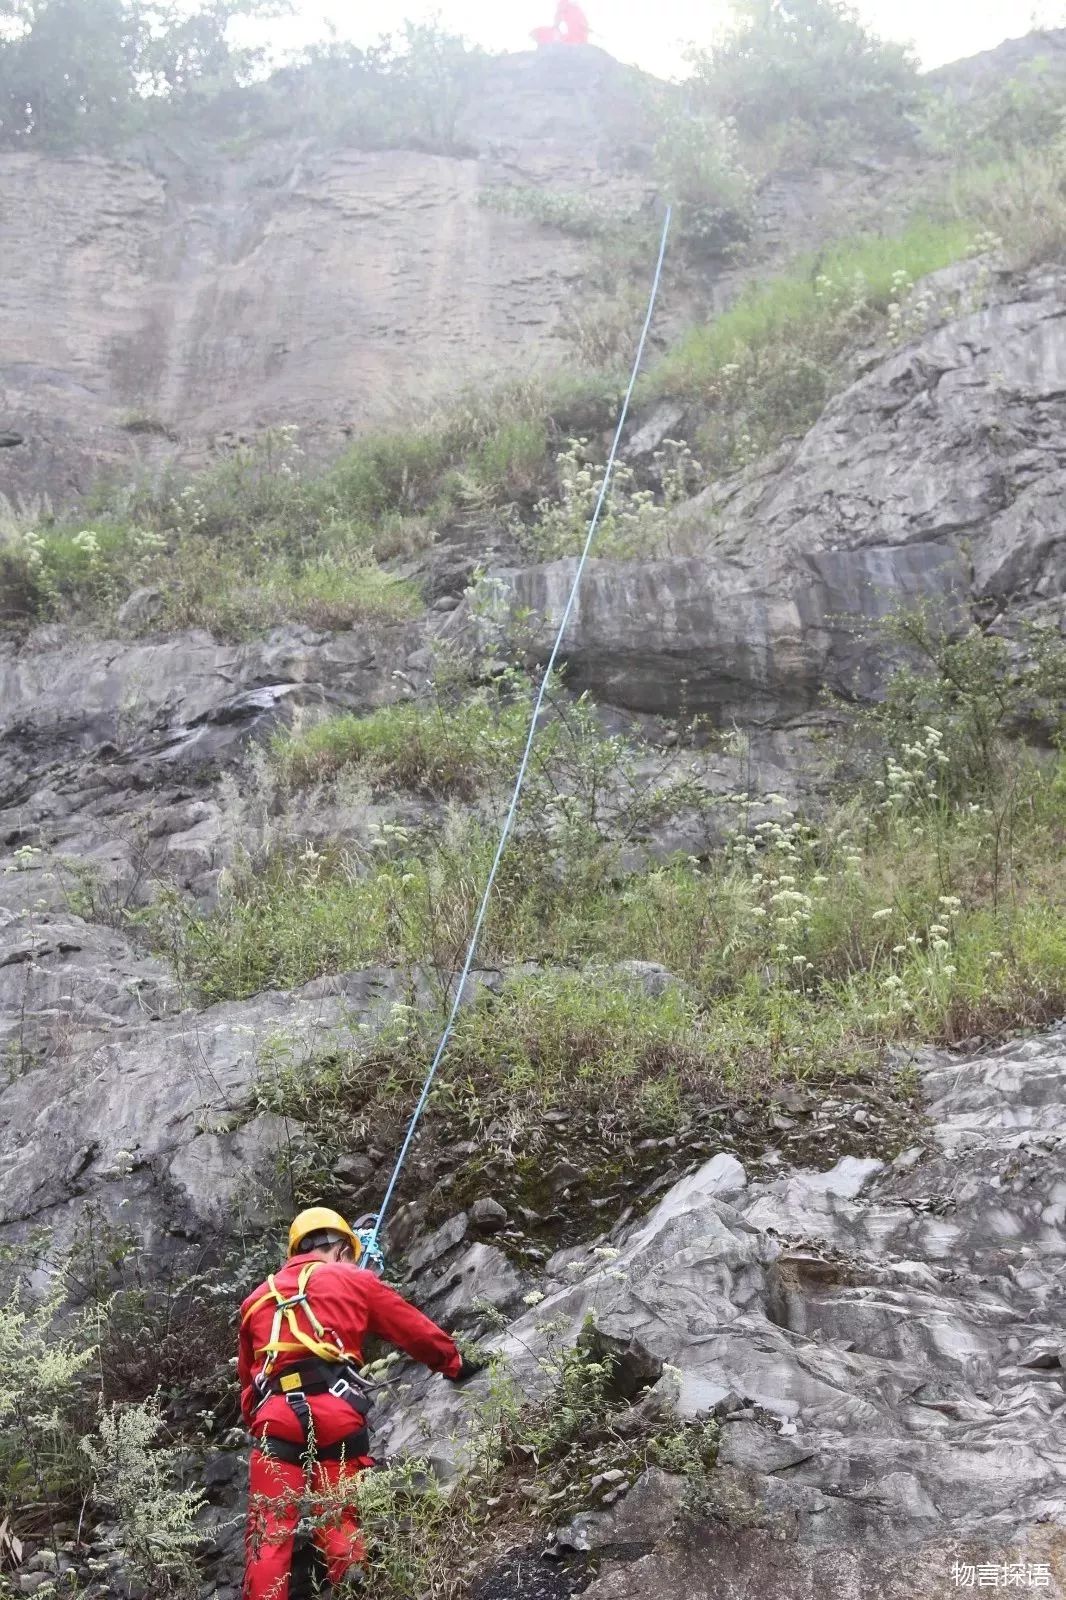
532;0;590;46
239;1207;480;1600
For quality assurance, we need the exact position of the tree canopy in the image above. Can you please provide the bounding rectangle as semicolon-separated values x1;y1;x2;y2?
0;0;281;147
689;0;921;155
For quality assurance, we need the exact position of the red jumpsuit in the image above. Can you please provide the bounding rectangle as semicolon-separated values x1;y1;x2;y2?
555;1;590;44
531;0;589;45
238;1254;462;1600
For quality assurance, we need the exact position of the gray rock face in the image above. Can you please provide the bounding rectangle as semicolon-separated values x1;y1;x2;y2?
494;266;1066;719
0;621;420;929
929;25;1066;99
0;964;406;1256
376;1026;1066;1596
0;49;650;505
0;624;419;779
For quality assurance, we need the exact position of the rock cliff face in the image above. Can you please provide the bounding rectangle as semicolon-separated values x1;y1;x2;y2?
1;29;1065;1600
381;1027;1066;1599
495;261;1066;719
1;48;650;504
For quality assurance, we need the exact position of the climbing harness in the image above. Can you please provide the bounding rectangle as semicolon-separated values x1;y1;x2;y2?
361;206;674;1267
242;1260;356;1379
251;1356;374;1465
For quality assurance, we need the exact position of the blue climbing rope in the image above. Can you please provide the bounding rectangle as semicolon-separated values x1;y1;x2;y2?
365;206;673;1260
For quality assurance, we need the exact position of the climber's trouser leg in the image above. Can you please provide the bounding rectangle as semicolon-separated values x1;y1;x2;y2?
244;1449;370;1600
245;1450;304;1600
311;1457;368;1582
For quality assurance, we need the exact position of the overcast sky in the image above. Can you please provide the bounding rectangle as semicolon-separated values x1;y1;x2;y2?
243;1;1062;79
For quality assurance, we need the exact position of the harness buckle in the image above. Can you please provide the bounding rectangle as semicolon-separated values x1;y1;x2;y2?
329;1369;373;1416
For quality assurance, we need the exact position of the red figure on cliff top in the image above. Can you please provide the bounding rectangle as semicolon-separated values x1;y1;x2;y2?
531;0;590;47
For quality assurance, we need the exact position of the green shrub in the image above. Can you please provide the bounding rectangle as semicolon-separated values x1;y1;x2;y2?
689;0;920;165
850;609;1066;802
156;547;422;639
0;1278;96;1542
328;427;455;521
921;63;1066;165
479;185;643;241
558;282;649;371
0;521;165;622
945;147;1066;270
0;7;484;157
649;90;755;253
263;20;485;155
0;0;274;149
516;436;703;559
467;415;550;503
81;1396;206;1596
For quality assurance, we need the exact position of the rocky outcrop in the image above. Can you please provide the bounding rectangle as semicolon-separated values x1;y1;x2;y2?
494;263;1066;719
0;620;422;916
0;49;654;505
929;25;1066;99
2;31;1065;1598
5;28;1059;511
0;960;407;1262
0;620;427;1262
381;1025;1066;1598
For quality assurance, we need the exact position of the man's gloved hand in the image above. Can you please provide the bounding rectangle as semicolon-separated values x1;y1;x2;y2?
447;1354;486;1384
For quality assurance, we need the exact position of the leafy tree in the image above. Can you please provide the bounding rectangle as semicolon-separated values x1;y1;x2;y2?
0;0;135;146
279;20;485;153
137;0;285;99
688;0;920;159
0;0;282;147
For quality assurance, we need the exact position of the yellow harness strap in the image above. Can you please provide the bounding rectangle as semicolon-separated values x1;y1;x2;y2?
242;1261;347;1379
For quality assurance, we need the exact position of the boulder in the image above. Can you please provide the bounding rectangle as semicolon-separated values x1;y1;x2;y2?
487;268;1066;722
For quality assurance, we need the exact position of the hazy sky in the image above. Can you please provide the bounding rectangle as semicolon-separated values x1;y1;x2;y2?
245;1;1062;79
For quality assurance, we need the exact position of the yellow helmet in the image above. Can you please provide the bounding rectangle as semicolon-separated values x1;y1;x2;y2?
287;1206;363;1261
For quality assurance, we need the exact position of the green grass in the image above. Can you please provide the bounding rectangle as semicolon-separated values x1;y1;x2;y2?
651;219;974;395
229;739;1065;1242
273;692;540;795
161;621;1066;1155
157;548;423;637
642;219;978;474
162;720;1066;1036
166;609;1066;1031
940;148;1066;270
0;373;619;636
478;184;643;241
328;429;455;521
327;375;612;522
1;519;422;641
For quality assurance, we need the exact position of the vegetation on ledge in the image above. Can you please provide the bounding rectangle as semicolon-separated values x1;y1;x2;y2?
122;619;1065;1240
